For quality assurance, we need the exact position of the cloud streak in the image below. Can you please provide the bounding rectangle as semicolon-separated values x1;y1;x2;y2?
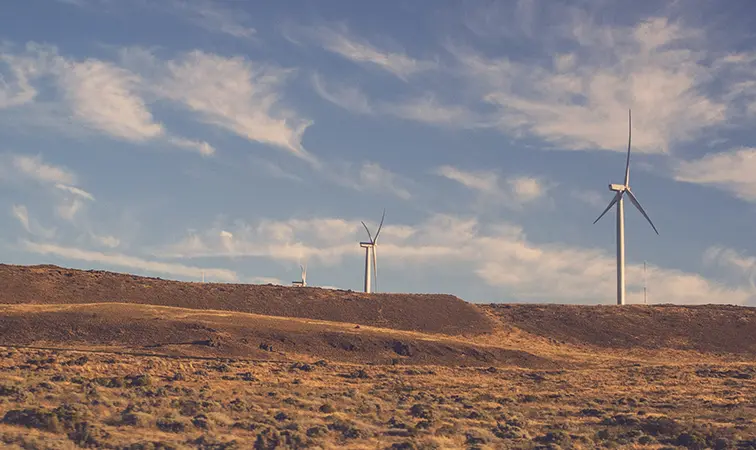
292;23;436;80
434;165;549;208
23;240;238;282
673;147;756;202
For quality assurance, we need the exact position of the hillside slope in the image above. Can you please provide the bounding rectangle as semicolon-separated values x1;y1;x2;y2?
484;303;756;355
0;303;557;368
0;264;495;336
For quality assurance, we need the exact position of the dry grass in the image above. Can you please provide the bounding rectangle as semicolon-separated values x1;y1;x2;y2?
0;347;754;449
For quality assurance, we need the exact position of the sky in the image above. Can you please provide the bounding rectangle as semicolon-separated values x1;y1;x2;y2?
2;0;756;305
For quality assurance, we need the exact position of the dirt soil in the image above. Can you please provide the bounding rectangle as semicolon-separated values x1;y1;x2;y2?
0;264;496;336
484;303;756;355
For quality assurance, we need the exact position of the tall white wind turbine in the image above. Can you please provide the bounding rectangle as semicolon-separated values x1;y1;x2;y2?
359;209;385;294
593;110;659;305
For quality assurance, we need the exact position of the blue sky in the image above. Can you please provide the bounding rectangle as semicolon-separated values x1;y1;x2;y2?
2;0;756;305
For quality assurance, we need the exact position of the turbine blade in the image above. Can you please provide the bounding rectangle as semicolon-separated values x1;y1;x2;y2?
593;192;622;225
372;245;378;293
361;221;374;242
374;208;386;242
626;189;659;235
624;109;631;187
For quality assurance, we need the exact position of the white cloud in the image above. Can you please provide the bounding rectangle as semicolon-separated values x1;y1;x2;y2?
57;59;164;141
448;15;730;154
11;204;31;232
162;0;256;39
0;55;37;108
54;183;95;201
318;160;413;200
293;23;436;80
434;165;548;208
359;162;411;200
570;189;606;208
311;74;483;127
168;137;216;157
158;213;750;304
23;240;238;282
704;246;756;292
1;44;216;156
10;204;57;238
56;198;85;222
673;147;756;202
310;9;753;155
12;154;77;185
156;51;316;164
311;73;372;114
90;233;120;248
386;94;483;127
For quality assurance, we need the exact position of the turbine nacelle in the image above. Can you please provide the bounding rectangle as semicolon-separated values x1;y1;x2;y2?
359;242;374;247
609;183;626;192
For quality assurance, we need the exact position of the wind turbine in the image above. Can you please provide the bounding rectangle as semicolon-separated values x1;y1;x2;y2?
359;209;385;294
593;109;659;305
292;264;307;287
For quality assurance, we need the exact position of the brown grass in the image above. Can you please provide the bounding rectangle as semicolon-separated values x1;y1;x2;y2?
0;347;754;449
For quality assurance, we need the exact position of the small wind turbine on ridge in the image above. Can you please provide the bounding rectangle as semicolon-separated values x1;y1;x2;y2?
593;109;659;305
359;209;385;294
292;264;307;287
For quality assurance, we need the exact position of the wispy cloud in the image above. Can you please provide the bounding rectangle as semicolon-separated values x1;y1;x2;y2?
1;153;94;222
54;183;95;201
321;160;413;200
10;205;56;238
308;7;755;156
1;44;214;156
290;23;437;80
312;74;483;128
447;15;729;154
23;240;238;282
673;147;756;202
158;213;750;304
162;0;256;39
11;154;77;185
358;162;411;200
311;73;373;114
57;58;164;141
155;50;316;164
434;165;549;208
11;204;31;232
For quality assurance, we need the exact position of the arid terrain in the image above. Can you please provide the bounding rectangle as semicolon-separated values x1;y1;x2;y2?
0;263;754;449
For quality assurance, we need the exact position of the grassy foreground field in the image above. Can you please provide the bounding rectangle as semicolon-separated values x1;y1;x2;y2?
1;346;755;449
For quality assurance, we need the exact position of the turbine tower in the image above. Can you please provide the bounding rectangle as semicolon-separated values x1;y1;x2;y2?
593;109;659;305
292;264;307;287
359;209;385;294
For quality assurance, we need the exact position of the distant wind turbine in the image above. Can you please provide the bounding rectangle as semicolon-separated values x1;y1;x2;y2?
359;209;385;294
593;109;659;305
292;264;307;287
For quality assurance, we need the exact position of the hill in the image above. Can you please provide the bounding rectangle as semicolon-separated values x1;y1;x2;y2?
0;264;495;336
484;303;756;355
